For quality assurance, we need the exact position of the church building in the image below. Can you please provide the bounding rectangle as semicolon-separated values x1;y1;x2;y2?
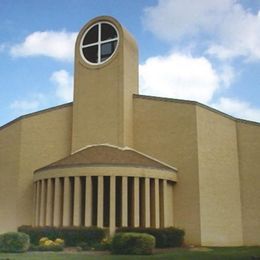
0;16;259;246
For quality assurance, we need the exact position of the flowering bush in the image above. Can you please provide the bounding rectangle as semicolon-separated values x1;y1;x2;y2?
29;236;64;251
39;237;48;245
54;238;65;246
44;240;56;246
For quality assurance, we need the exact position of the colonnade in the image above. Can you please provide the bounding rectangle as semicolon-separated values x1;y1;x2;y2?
33;175;173;232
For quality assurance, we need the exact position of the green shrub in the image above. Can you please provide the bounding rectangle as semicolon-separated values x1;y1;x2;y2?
111;232;155;255
116;227;185;248
96;238;111;251
18;226;106;246
29;244;63;251
0;232;30;253
77;238;111;251
163;227;185;247
77;241;93;251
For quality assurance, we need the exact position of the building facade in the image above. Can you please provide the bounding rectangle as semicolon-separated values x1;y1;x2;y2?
0;16;260;246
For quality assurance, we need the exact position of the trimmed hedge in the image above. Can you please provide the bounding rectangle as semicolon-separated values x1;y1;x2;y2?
111;232;155;255
0;232;30;253
116;227;184;248
18;226;106;246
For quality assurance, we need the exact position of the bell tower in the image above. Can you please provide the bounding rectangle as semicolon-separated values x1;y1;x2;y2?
72;16;138;152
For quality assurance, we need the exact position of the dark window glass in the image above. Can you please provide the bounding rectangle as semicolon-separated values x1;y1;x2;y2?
82;45;98;63
101;41;117;62
101;23;117;41
83;25;98;45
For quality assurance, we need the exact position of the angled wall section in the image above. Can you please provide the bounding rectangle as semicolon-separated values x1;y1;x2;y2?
0;121;21;233
237;121;260;245
17;105;72;227
0;104;72;231
196;106;243;246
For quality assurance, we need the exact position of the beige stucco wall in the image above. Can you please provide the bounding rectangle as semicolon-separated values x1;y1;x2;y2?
0;104;72;230
133;95;201;245
196;106;243;246
237;121;260;245
0;121;21;233
72;16;138;152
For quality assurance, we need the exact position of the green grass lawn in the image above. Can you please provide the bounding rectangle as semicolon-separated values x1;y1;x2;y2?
0;247;260;260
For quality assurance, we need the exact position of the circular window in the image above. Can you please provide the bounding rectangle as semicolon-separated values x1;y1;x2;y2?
80;21;119;65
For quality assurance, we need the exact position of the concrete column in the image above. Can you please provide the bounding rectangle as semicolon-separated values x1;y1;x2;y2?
162;179;168;227
73;176;82;226
121;176;128;227
154;178;160;228
53;178;62;227
97;176;104;227
85;176;92;226
45;179;53;226
32;183;36;226
39;180;46;226
110;176;116;234
133;177;140;227
145;178;151;227
34;182;40;226
63;177;71;226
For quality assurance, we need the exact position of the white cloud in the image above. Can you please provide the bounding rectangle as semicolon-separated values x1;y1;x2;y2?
9;70;73;116
138;51;260;122
212;97;260;122
140;52;259;121
9;93;46;114
218;65;235;88
143;0;260;60
207;4;260;60
50;70;73;102
139;52;220;103
10;31;77;61
143;0;234;41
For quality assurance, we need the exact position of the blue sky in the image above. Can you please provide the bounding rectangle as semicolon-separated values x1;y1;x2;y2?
1;0;260;126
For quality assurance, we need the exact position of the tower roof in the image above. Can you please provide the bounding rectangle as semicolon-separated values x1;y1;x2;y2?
35;144;177;173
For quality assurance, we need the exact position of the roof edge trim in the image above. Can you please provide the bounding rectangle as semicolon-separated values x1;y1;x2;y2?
72;143;178;172
34;162;177;174
134;94;260;126
0;102;73;130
